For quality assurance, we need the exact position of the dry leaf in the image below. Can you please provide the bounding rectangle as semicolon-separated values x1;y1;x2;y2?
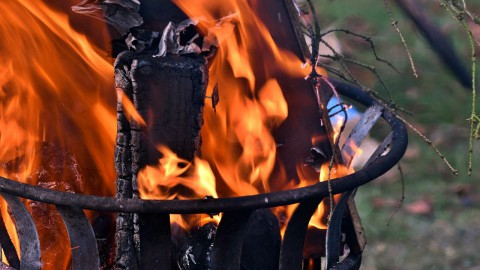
406;199;433;215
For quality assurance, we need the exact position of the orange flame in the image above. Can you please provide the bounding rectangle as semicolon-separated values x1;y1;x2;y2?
0;0;115;268
169;0;315;198
139;145;217;200
136;0;331;231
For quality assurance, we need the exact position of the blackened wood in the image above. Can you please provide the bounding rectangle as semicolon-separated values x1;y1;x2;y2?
175;210;280;270
257;2;345;266
139;214;171;270
241;209;281;270
251;0;332;189
280;0;311;62
114;51;139;270
114;52;208;269
327;111;390;266
176;222;217;270
132;54;207;268
72;0;143;36
92;213;115;269
337;104;384;256
114;212;138;270
139;0;189;32
128;54;207;164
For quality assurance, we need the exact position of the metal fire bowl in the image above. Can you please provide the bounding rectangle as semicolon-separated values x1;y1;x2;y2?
0;79;408;214
0;79;408;270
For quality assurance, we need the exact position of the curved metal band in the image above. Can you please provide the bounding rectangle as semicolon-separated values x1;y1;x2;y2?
0;81;408;214
56;205;100;270
1;193;41;270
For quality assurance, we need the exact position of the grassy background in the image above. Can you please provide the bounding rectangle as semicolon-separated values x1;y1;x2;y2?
315;1;480;269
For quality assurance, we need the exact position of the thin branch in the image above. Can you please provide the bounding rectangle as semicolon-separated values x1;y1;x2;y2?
320;28;400;74
438;0;479;175
465;22;477;176
383;0;419;78
306;0;346;221
320;52;393;101
387;163;405;227
317;61;413;116
396;113;459;175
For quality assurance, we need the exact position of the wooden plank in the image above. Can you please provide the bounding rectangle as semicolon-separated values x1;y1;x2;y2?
114;52;208;269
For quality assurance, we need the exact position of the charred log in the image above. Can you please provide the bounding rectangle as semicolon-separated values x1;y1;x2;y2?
173;209;281;270
176;222;217;270
114;52;208;269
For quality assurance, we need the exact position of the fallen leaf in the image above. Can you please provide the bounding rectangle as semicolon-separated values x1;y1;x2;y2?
372;198;399;209
406;199;433;215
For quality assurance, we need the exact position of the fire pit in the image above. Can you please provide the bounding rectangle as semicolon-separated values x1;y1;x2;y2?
0;0;408;269
0;79;407;270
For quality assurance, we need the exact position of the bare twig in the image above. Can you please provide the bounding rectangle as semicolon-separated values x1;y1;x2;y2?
438;0;479;175
306;0;347;220
396;114;459;175
383;0;419;78
319;52;393;101
387;163;405;227
320;28;400;74
315;33;415;115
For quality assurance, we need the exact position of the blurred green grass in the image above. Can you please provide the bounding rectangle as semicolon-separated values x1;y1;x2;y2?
315;1;480;269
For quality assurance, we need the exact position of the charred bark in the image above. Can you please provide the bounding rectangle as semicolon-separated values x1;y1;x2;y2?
114;52;208;269
241;209;281;270
173;209;281;270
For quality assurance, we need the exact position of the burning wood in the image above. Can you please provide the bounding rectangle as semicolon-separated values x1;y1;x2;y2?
104;0;354;268
114;49;209;268
72;0;143;35
0;0;409;269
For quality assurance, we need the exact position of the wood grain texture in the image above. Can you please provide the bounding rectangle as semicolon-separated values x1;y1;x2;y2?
114;52;208;269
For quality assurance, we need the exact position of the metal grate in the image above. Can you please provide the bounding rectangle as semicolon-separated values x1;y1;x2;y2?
0;80;407;270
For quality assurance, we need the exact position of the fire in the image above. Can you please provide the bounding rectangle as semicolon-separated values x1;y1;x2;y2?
134;0;336;231
309;163;350;229
138;145;219;229
169;0;315;198
139;145;217;201
0;0;115;268
0;0;359;266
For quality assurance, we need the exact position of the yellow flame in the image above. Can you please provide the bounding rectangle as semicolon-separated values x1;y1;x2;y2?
138;145;219;229
138;146;217;200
